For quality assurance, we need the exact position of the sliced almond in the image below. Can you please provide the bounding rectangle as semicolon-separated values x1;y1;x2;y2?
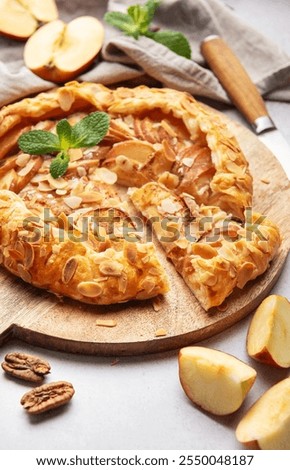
161;119;178;137
183;157;194;168
77;281;102;298
78;192;102;204
182;193;199;216
118;273;128;293
17;159;37;177
58;88;75;112
175;238;188;249
90;168;118;184
225;160;246;176
38;181;53;192
99;260;124;277
16;153;31;168
62;257;78;284
77;167;87;177
64;196;83;209
152;295;164;312
55;189;67;196
218;245;236;262
203;273;217;286
140;279;156;294
17;264;32;283
159;197;183;215
126;244;137;264
96;319;117;328
23;243;35;269
155;328;167;337
47;175;68;190
31;173;49;183
191;244;217;259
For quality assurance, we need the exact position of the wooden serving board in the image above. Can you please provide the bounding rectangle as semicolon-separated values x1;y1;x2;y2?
0;118;289;356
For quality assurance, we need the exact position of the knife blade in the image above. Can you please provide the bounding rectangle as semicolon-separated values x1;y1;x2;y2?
200;35;290;180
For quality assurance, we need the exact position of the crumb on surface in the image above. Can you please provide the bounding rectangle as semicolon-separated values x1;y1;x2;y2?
111;358;120;366
155;328;167;337
152;295;164;312
96;319;117;327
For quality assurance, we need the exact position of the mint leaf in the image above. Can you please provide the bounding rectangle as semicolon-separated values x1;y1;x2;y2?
50;152;70;179
127;5;149;36
104;12;139;38
145;0;160;23
18;130;60;155
56;119;72;151
18;111;110;179
104;2;191;59
147;30;191;59
70;112;110;148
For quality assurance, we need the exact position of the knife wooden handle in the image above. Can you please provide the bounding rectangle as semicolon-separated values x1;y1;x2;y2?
201;35;275;133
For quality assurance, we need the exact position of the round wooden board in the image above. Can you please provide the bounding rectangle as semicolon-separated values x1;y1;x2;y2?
0;115;289;356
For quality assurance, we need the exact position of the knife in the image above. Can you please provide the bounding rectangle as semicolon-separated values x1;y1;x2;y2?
200;35;290;180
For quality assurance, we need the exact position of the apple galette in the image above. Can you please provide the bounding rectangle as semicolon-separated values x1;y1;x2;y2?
0;82;280;309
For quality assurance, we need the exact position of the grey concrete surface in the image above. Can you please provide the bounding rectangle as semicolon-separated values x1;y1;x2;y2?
0;0;289;451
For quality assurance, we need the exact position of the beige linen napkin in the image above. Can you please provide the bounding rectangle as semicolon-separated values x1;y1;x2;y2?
0;0;290;107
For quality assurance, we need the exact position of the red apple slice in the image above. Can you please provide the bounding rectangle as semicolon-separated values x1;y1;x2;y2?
236;377;290;449
24;16;105;83
24;0;58;22
0;0;58;41
178;346;257;415
247;295;290;367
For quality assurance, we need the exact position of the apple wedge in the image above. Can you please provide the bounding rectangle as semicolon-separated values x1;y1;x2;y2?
236;377;290;449
0;0;58;41
22;0;58;23
178;347;256;415
24;16;104;83
247;295;290;367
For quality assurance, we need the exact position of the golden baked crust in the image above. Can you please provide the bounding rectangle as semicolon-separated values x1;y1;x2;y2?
0;82;279;309
130;182;280;310
0;190;169;304
0;81;252;219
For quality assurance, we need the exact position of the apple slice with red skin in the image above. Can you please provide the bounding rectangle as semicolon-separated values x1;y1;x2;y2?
178;346;257;416
236;377;290;450
24;16;104;83
247;295;290;368
0;0;58;41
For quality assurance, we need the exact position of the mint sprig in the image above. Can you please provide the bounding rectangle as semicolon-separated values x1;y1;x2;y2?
104;0;191;59
18;112;110;179
49;151;70;179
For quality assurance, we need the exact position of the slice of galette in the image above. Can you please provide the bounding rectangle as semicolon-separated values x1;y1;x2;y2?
130;182;280;310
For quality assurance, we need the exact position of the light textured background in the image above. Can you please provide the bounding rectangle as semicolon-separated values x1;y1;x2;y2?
0;0;289;450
